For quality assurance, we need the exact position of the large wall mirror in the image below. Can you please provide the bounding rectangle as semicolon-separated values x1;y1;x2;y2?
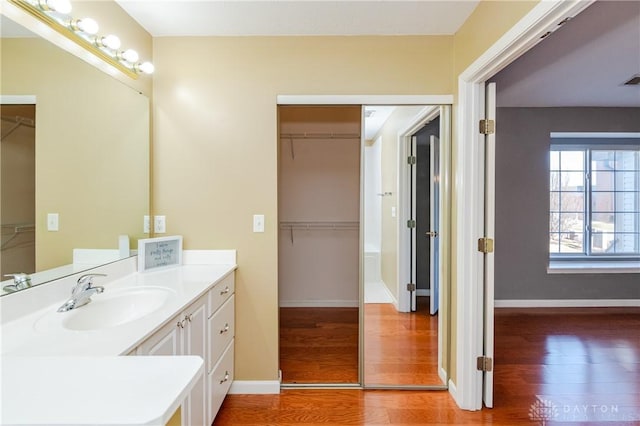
0;13;149;295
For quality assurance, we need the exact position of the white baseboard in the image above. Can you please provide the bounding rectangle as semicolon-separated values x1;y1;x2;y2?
416;289;431;297
448;379;460;407
228;380;281;394
495;299;640;308
279;300;359;308
439;367;448;385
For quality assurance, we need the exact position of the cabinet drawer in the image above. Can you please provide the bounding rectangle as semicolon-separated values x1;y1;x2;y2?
207;295;235;373
208;273;234;317
208;340;234;423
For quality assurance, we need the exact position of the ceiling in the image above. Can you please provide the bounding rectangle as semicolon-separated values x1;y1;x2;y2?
492;0;640;107
115;0;480;37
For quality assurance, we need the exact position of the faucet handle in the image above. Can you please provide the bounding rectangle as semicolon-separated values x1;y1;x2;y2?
73;273;107;296
4;273;32;289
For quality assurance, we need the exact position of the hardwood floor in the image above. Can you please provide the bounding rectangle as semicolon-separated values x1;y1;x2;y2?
279;307;359;384
365;298;440;385
218;307;640;425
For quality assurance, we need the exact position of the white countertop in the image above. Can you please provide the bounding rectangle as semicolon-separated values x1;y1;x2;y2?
0;251;237;425
1;356;203;426
1;263;236;356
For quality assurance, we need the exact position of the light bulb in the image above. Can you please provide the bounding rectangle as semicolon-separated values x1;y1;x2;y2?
41;0;72;14
97;34;121;50
136;62;155;75
70;18;99;35
77;18;99;35
120;49;139;63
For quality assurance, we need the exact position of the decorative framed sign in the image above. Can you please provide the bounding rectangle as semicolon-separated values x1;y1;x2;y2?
137;235;183;272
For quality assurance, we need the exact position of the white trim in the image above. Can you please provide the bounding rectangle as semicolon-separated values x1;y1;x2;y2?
276;95;453;106
228;380;281;395
416;289;431;297
278;300;359;308
448;379;460;407
439;367;448;386
551;132;640;139
0;95;36;104
495;299;640;308
454;0;595;412
397;106;441;313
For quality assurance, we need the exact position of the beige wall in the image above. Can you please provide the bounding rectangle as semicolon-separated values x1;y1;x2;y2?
1;38;149;271
152;36;453;381
447;0;541;385
378;106;426;299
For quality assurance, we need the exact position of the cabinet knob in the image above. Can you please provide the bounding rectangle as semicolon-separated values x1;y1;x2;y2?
187;314;193;322
219;371;230;384
177;320;184;329
220;286;230;296
219;323;230;334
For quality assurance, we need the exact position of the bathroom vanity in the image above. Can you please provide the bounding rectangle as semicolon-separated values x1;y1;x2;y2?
0;250;237;426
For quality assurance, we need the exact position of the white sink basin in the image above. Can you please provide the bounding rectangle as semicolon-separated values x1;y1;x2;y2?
35;286;175;332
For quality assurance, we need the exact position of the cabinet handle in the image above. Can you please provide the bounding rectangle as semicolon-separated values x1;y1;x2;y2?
219;323;230;334
187;314;193;322
219;371;230;384
220;286;230;295
177;320;184;329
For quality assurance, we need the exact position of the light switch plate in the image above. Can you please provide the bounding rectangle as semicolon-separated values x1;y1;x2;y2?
143;215;150;233
47;213;59;231
253;214;265;233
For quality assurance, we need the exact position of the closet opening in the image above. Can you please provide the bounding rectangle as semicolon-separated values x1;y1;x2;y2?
278;105;361;386
277;100;451;390
1;103;36;283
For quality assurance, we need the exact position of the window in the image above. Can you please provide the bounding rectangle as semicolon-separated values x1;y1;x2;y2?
550;143;640;259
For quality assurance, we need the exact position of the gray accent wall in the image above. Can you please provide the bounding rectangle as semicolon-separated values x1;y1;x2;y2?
495;107;640;300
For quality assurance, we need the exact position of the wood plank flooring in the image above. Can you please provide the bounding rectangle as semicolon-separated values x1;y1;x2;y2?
364;298;440;385
218;307;640;425
279;307;359;384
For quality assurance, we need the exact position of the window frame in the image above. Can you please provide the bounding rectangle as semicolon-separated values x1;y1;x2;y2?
549;136;640;262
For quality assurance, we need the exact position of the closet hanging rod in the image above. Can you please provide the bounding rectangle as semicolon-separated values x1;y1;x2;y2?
279;132;361;140
1;223;36;235
1;115;35;127
279;221;359;230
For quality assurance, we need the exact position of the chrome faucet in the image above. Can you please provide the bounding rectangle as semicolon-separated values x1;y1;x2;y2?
57;273;106;312
3;273;32;293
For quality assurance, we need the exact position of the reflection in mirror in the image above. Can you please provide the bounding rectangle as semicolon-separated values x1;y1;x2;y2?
363;105;450;388
0;14;149;296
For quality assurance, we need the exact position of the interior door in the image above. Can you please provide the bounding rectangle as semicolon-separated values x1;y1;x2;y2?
429;135;440;315
483;82;497;408
409;135;417;311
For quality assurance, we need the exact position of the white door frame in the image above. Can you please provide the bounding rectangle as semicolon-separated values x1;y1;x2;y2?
453;0;595;410
397;106;441;313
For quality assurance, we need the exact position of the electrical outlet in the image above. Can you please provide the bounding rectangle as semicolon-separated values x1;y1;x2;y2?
154;215;166;234
143;215;150;233
253;214;265;233
47;213;59;231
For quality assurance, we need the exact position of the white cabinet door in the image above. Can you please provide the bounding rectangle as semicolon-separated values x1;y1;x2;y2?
138;316;181;356
182;298;208;426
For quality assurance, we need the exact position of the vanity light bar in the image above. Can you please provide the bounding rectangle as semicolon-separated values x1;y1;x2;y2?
9;0;154;79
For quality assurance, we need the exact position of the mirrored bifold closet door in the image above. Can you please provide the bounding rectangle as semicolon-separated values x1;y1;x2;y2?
278;105;361;385
278;104;450;389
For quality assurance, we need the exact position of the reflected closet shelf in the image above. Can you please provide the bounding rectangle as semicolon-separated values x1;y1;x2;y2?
279;221;359;243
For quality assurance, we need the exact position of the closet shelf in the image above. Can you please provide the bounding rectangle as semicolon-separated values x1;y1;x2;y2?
279;221;359;230
1;223;35;235
279;132;360;140
280;221;359;243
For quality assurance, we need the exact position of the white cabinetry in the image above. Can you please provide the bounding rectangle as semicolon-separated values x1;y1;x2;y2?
137;272;235;426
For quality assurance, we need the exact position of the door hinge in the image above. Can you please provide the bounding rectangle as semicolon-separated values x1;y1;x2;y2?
407;155;416;165
407;220;416;229
407;283;416;292
477;237;494;253
479;119;495;135
477;356;493;372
